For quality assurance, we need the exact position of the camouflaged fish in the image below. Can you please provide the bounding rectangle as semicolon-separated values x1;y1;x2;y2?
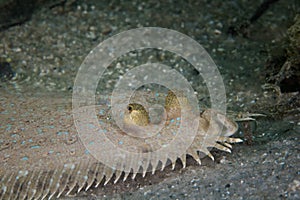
0;90;243;200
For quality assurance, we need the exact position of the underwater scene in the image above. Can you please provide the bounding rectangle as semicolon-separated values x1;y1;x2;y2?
0;0;299;199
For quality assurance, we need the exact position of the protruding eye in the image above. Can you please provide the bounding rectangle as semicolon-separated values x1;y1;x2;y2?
127;105;133;113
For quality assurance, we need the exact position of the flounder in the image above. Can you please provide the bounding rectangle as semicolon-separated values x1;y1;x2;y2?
0;90;242;199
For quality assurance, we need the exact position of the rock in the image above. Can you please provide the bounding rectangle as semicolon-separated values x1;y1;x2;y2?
0;60;14;81
265;14;300;93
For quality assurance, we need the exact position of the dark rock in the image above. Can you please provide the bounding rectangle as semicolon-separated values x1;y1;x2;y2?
265;15;300;93
0;0;77;31
0;61;14;81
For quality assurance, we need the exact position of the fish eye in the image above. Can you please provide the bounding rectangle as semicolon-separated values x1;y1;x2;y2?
127;105;133;112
